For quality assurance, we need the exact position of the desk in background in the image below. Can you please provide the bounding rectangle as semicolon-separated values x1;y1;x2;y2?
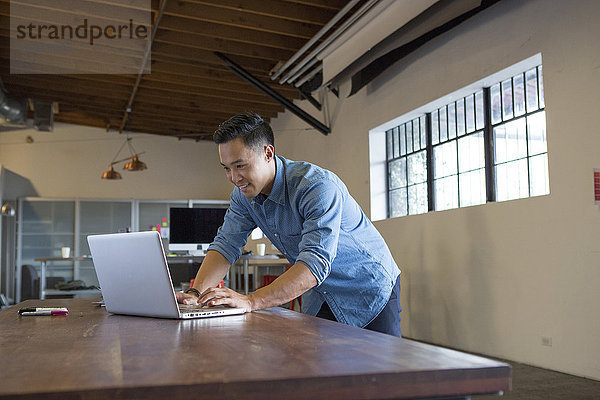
34;256;207;300
34;254;289;299
0;299;510;400
233;254;290;294
33;256;99;299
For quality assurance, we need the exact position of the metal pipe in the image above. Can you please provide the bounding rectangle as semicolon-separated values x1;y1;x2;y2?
294;64;323;88
280;0;380;85
119;0;168;132
270;0;361;81
287;58;320;86
215;52;330;135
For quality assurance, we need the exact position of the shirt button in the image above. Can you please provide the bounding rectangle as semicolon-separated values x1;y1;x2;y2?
323;291;327;295
274;233;278;237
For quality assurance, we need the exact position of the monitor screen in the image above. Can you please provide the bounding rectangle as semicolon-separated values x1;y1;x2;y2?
169;207;228;244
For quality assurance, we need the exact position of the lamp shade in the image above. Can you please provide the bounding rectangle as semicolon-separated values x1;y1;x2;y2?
101;166;122;180
1;202;15;216
124;155;147;171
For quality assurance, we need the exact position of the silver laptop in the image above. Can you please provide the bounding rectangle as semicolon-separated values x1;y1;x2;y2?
87;231;245;319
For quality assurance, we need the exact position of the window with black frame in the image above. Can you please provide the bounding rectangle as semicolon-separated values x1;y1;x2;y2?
386;116;428;217
386;64;548;218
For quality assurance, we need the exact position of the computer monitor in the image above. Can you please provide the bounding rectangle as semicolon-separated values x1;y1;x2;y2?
168;207;228;254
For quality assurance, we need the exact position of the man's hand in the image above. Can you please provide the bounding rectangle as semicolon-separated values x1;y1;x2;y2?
175;291;202;306
198;287;252;312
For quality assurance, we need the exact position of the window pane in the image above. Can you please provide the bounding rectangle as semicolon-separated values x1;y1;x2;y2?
406;122;413;153
527;111;547;156
420;115;427;149
491;83;501;124
465;94;475;133
502;78;513;120
80;201;131;234
434;141;457;179
529;153;550;197
513;73;526;117
408;150;427;185
408;183;428;215
439;106;448;142
399;125;406;156
431;110;439;145
386;130;393;159
458;132;485;173
495;159;529;201
475;90;485;130
435;175;458;211
494;117;527;164
413;119;420;150
456;98;465;136
459;168;486;207
392;127;399;158
538;65;545;108
389;158;407;189
390;188;407;218
448;102;456;139
525;67;538;112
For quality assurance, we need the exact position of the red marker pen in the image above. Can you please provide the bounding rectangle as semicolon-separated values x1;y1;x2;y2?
18;307;69;316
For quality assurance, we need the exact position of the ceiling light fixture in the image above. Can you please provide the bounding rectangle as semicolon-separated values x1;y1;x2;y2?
101;136;147;180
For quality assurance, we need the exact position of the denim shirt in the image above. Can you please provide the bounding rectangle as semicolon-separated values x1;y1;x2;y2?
208;156;400;328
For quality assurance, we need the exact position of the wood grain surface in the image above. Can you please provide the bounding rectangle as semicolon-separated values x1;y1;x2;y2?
0;299;510;399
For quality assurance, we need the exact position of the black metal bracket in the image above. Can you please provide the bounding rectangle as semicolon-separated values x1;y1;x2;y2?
214;52;330;135
296;88;322;111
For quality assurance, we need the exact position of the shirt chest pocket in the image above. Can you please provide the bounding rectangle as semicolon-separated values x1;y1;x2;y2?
277;232;302;255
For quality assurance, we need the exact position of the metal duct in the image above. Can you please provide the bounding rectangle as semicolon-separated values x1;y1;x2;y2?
0;90;27;124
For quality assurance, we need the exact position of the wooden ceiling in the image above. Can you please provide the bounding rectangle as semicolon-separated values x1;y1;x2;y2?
0;0;364;140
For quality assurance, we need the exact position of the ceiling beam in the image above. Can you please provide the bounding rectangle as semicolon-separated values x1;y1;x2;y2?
3;83;283;116
158;15;306;51
162;1;322;39
216;52;329;135
188;0;336;25
152;42;277;72
153;30;295;62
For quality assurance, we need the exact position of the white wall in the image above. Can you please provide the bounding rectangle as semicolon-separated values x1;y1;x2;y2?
271;0;600;380
0;123;232;200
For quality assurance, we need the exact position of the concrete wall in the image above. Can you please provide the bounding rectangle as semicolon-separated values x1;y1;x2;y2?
270;0;600;380
0;124;232;201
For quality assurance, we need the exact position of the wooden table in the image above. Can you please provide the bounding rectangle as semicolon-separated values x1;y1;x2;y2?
0;299;510;399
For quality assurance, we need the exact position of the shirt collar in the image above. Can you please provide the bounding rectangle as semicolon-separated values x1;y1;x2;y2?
255;155;285;206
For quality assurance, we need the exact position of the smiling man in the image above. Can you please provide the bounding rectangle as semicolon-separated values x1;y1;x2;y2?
176;112;402;336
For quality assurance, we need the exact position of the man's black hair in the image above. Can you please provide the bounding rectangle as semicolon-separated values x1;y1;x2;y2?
213;112;274;151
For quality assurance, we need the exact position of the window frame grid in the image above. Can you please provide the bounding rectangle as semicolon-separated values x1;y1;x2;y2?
491;67;546;199
385;65;546;218
386;117;428;218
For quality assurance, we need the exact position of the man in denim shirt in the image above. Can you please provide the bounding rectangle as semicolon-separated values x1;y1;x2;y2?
177;113;401;336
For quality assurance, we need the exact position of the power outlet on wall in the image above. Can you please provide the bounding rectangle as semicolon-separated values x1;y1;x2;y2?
541;336;553;347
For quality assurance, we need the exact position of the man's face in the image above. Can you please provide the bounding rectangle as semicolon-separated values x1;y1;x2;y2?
218;137;275;199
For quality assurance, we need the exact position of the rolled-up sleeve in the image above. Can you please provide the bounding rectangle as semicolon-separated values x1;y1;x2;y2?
295;179;343;286
208;190;257;264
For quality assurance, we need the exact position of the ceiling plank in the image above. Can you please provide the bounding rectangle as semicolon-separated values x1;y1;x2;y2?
158;15;306;51
281;0;350;11
163;1;322;39
153;29;295;62
152;42;277;72
0;42;145;75
0;0;150;26
4;83;283;116
3;72;284;106
143;70;298;98
185;0;337;25
58;102;236;125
